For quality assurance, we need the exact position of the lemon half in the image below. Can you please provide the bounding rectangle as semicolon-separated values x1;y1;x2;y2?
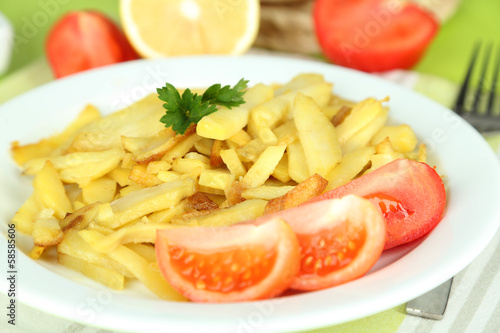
120;0;260;58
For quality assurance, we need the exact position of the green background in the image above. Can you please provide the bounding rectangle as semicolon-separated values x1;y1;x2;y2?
1;0;500;83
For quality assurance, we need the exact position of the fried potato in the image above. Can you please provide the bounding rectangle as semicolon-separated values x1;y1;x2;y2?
156;170;182;182
193;138;213;156
171;158;208;178
227;129;252;146
57;229;133;277
335;97;387;145
242;145;286;188
220;148;246;178
58;253;125;290
225;180;246;206
82;176;117;204
324;146;376;191
274;73;333;108
146;160;171;175
264;174;328;214
197;83;274;140
126;243;157;263
24;148;124;183
60;202;99;231
199;169;235;193
33;161;73;220
79;229;187;301
287;141;309;183
241;185;295;200
89;223;180;252
134;126;195;164
108;167;133;187
67;94;166;152
186;192;219;211
172;199;267;227
272;154;292;183
96;178;196;229
371;124;418;153
236;138;268;163
293;93;342;177
161;132;202;163
365;138;405;173
11;194;40;235
147;202;186;224
341;106;389;154
32;209;64;247
10;104;101;166
129;164;164;187
210;140;224;168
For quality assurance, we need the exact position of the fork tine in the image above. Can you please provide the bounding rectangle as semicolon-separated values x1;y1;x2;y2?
487;44;500;115
455;41;481;115
472;43;492;114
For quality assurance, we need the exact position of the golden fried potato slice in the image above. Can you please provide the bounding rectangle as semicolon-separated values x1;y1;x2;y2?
172;199;267;228
58;229;134;277
11;194;40;235
32;209;64;247
66;94;166;153
58;253;125;290
82;176;117;204
293;93;342;177
242;145;286;188
10;104;101;166
33;161;73;220
60;202;99;231
128;165;163;187
79;229;187;301
96;178;196;229
186;192;219;211
264;174;328;214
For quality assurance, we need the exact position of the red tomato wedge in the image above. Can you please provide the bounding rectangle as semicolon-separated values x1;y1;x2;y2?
46;11;139;78
313;0;439;72
308;159;446;250
253;195;386;291
155;219;300;302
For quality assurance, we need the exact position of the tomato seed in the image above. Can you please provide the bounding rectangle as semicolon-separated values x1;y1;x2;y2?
319;238;326;248
196;280;206;290
184;254;194;264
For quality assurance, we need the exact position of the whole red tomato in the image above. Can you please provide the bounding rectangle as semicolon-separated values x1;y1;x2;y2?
313;0;439;72
46;11;139;78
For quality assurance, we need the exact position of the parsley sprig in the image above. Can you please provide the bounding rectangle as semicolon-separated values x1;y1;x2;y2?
157;79;248;135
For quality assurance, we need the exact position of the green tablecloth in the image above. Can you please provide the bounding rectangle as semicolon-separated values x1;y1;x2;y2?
0;1;499;333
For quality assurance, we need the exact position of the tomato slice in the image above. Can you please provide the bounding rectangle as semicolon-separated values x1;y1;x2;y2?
253;195;386;291
155;219;300;302
313;0;439;72
46;11;139;78
309;159;446;249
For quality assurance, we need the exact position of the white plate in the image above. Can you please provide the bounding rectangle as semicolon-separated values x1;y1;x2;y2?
1;55;500;333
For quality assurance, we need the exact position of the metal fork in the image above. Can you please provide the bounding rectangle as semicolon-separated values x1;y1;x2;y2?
454;41;500;132
406;42;500;320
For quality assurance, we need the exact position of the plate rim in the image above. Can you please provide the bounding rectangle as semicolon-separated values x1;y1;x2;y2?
1;54;500;333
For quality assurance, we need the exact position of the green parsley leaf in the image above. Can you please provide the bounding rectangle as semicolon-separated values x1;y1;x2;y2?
157;79;248;135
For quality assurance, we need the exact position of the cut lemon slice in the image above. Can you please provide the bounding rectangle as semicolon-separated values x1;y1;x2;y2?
120;0;260;58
